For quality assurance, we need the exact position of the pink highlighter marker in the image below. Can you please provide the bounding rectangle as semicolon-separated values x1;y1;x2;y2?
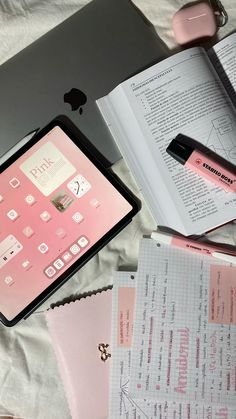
166;134;236;192
151;230;236;264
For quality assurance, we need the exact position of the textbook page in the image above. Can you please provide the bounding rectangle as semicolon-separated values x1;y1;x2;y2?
97;86;177;230
110;270;234;418
97;48;236;235
130;238;236;413
209;32;236;106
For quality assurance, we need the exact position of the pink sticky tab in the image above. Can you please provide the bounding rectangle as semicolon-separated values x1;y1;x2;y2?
118;287;136;347
209;265;236;325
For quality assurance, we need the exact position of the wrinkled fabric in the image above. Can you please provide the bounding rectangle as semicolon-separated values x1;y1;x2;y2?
0;1;235;418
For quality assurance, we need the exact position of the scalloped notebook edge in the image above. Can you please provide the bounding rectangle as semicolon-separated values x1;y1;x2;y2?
45;288;112;419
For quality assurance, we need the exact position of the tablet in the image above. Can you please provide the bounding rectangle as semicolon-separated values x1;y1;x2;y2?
0;117;140;326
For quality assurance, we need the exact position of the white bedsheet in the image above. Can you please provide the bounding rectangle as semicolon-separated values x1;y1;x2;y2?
0;1;235;418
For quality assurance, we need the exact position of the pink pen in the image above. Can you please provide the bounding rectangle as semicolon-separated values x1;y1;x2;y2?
151;230;236;264
166;134;236;192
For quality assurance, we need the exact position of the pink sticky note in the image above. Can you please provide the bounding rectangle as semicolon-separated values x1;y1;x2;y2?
118;287;136;347
209;265;236;325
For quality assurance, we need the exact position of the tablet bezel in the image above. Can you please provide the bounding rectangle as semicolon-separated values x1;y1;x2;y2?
0;116;141;326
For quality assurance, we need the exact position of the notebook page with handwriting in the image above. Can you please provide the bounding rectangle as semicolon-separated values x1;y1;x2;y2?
129;238;236;414
110;271;194;418
110;269;234;418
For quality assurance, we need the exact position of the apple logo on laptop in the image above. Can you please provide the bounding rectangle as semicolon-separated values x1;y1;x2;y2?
64;88;87;114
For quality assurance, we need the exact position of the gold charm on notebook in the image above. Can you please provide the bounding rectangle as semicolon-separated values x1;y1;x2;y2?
98;343;111;362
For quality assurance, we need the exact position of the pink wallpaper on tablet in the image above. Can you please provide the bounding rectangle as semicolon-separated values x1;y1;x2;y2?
0;126;132;320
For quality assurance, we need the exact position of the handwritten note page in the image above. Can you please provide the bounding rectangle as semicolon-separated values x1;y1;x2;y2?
109;269;234;418
110;272;190;418
110;271;155;418
129;239;236;413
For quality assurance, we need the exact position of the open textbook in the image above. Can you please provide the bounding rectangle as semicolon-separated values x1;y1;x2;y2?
97;33;236;236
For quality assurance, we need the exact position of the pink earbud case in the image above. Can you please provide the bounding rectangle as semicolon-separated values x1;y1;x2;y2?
172;2;217;45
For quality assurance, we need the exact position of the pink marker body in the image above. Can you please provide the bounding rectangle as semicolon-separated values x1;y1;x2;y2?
186;150;236;192
167;135;236;192
171;235;227;255
151;231;236;259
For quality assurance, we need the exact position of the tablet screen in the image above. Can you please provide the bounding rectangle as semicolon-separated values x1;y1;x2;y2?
0;123;137;324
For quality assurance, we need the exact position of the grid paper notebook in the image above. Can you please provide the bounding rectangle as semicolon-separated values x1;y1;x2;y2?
109;271;209;418
109;271;158;418
129;238;236;415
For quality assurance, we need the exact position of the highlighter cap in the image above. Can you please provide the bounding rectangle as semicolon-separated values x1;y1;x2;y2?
166;135;194;165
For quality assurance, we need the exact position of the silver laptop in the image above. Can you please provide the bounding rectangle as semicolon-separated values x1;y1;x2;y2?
0;0;168;166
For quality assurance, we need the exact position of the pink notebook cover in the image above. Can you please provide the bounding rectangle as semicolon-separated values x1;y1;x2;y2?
46;289;112;419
